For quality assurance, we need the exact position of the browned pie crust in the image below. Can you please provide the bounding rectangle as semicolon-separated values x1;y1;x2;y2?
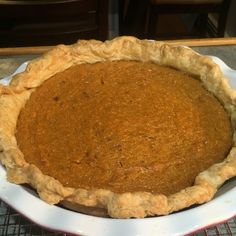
1;36;236;218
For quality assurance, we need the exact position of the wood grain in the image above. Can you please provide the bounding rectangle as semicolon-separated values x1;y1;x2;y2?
0;37;235;55
0;46;53;55
165;37;236;47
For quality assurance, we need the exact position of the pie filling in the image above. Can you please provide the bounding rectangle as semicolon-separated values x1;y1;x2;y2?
16;61;232;196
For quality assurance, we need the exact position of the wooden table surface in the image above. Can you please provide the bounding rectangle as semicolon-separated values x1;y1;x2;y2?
0;37;236;55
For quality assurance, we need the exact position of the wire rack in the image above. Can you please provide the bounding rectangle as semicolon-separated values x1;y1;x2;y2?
0;200;64;236
0;199;236;236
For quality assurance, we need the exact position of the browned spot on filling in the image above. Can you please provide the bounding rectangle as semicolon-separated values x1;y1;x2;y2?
16;61;232;195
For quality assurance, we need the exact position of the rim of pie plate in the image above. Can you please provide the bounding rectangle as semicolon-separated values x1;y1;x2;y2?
0;35;235;227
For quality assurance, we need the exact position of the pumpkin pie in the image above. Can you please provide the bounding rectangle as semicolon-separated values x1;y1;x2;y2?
0;36;236;218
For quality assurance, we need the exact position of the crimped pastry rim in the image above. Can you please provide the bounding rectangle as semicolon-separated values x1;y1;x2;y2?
0;36;236;218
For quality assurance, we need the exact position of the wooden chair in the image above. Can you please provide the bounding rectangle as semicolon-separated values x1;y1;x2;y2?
145;0;231;39
0;0;108;47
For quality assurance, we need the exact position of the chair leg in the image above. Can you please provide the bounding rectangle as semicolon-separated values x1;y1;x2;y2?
198;13;208;37
217;9;228;37
144;6;150;36
146;7;158;39
217;15;226;37
217;0;231;37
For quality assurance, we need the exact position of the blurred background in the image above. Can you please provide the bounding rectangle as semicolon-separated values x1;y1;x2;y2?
0;0;235;47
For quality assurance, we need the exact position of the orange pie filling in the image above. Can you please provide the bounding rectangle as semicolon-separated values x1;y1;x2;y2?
16;61;232;196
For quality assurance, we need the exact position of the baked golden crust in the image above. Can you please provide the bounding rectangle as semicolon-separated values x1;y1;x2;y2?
1;36;236;218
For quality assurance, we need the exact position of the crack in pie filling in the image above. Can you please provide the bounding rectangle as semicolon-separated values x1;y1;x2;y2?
1;36;236;218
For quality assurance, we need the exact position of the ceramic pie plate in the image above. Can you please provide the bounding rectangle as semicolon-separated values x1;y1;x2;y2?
0;56;236;236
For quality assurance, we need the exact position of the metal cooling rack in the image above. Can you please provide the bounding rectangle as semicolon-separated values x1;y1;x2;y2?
0;200;64;236
194;218;236;236
0;199;236;236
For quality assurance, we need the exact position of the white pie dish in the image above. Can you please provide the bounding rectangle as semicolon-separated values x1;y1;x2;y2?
0;56;236;236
